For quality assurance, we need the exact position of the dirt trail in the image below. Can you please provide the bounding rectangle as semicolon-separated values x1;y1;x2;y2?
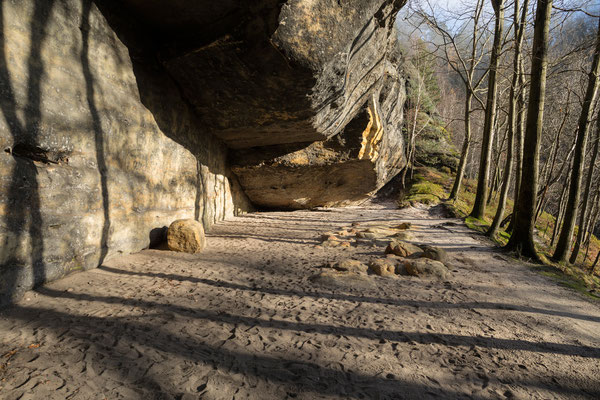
1;203;599;400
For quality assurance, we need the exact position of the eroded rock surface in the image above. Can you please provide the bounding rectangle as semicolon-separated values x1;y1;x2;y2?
129;0;410;209
0;0;409;304
0;0;252;305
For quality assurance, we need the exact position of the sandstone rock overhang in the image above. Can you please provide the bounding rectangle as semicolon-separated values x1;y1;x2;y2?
122;0;408;149
231;73;406;209
0;0;409;304
120;0;409;209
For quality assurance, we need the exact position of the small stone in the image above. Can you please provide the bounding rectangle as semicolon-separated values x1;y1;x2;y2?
340;241;351;248
391;231;413;241
167;219;206;254
420;245;448;263
385;240;422;257
356;231;393;240
369;259;396;276
322;239;342;247
320;233;338;242
351;222;361;227
333;259;369;274
403;258;450;279
393;222;412;230
364;227;396;236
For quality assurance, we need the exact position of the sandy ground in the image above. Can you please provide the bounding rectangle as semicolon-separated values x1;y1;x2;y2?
1;202;600;400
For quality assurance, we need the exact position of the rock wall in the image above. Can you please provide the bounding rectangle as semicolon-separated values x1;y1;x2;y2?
0;0;410;304
0;0;252;304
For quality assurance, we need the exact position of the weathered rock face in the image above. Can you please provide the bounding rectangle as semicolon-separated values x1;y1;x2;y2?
231;78;406;209
122;0;407;149
0;0;409;304
0;0;252;305
121;0;408;209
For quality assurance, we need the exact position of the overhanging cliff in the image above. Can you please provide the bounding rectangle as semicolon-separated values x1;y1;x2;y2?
0;0;408;304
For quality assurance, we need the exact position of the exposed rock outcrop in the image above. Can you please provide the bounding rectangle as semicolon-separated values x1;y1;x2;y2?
0;0;409;304
228;26;407;208
128;0;408;149
0;0;252;305
119;0;408;209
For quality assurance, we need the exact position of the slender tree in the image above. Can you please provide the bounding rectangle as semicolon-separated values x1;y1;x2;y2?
552;18;600;263
411;0;488;201
570;114;600;263
488;0;530;238
505;0;554;259
470;0;505;219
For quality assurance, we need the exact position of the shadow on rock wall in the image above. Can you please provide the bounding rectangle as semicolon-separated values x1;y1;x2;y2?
0;0;250;305
0;1;55;304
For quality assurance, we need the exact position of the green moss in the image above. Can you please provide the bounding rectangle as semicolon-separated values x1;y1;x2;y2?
404;166;600;300
398;169;449;207
533;264;600;300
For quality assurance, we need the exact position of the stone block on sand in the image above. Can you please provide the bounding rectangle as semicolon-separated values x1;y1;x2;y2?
369;259;396;276
385;240;422;257
333;259;369;274
420;245;448;263
403;259;450;280
167;219;206;254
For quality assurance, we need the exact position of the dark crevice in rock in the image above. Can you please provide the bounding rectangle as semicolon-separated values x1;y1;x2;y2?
8;143;69;165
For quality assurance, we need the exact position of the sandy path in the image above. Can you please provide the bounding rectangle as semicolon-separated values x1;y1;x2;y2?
1;203;599;400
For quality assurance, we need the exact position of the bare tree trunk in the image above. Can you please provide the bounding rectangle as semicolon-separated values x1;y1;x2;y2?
488;0;528;238
535;115;575;222
507;2;528;233
583;187;600;263
592;250;600;275
489;119;509;205
488;123;514;237
450;91;473;200
570;119;600;263
505;0;553;260
448;0;485;201
470;0;505;219
553;19;600;263
552;167;572;246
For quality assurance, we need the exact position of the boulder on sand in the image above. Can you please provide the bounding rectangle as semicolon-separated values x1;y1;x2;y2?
167;219;206;254
333;259;369;275
369;259;396;276
385;240;422;257
403;259;450;280
420;245;448;263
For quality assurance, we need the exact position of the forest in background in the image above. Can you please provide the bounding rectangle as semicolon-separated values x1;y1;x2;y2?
396;0;600;292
